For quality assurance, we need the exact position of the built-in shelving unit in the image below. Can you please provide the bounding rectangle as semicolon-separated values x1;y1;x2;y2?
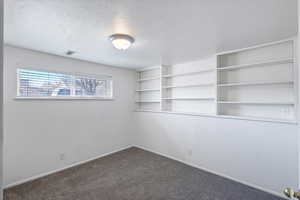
135;38;297;124
217;39;296;122
161;59;216;114
135;67;162;111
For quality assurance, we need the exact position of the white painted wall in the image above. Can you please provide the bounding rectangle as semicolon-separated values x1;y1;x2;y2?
134;112;299;196
298;0;300;190
0;0;3;199
134;58;299;197
3;45;136;186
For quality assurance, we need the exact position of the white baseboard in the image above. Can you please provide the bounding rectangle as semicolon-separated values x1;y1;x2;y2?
4;145;133;189
134;145;288;199
4;144;288;199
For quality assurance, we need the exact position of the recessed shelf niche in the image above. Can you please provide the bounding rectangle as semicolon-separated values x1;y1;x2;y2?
161;58;216;114
216;39;296;121
135;67;161;111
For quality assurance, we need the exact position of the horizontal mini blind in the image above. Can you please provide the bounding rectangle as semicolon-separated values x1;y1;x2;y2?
17;69;113;98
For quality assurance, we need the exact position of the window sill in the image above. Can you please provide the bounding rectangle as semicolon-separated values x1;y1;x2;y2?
14;97;114;101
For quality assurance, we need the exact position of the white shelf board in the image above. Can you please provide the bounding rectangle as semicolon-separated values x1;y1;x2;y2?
137;66;160;72
135;110;214;117
136;89;160;92
216;38;294;56
217;58;293;71
163;69;215;78
218;81;293;87
135;101;160;103
217;114;296;124
134;110;298;124
163;83;214;89
162;97;215;100
217;101;294;105
137;77;160;82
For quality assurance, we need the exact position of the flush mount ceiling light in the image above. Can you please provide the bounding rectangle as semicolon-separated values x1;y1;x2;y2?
109;34;135;50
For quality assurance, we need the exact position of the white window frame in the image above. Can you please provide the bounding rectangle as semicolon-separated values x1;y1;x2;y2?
15;68;114;100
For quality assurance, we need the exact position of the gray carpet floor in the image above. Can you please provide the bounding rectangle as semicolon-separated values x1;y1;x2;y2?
4;147;284;200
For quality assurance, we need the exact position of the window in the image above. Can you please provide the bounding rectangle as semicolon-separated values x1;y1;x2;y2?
17;69;113;99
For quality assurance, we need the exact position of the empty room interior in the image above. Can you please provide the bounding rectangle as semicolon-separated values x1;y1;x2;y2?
3;0;300;199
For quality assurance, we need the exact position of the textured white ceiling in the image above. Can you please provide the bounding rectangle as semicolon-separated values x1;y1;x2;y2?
4;0;298;69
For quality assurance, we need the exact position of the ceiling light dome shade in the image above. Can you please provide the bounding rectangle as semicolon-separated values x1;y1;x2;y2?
109;34;135;50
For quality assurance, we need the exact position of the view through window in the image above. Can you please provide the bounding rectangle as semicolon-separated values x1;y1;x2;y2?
17;69;113;98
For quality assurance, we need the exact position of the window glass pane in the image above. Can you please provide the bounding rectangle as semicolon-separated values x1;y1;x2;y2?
18;69;73;97
75;76;112;97
17;69;113;99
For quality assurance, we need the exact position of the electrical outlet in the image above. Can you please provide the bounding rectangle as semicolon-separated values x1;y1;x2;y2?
282;107;290;116
59;153;66;161
187;149;193;157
